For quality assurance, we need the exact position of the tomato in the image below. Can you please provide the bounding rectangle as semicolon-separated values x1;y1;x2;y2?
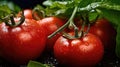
24;9;33;19
89;19;116;50
38;17;64;51
54;33;104;67
0;18;47;64
18;9;33;19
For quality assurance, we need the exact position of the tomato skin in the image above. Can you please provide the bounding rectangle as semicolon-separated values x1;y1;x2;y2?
38;17;64;51
89;19;116;50
0;19;47;64
54;33;104;67
24;9;33;19
18;9;33;19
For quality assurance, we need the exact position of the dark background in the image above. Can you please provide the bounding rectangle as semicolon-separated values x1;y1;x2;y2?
5;0;44;9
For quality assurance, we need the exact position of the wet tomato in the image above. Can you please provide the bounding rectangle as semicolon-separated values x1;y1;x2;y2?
89;19;116;50
54;33;104;67
38;17;64;51
18;9;33;19
0;18;47;64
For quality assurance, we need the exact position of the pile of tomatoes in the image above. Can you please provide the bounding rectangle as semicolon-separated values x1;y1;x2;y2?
0;9;117;67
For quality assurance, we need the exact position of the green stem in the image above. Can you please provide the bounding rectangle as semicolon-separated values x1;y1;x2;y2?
48;19;69;39
32;6;45;20
5;14;15;27
74;26;79;38
85;14;89;24
10;16;15;26
48;6;78;39
84;23;90;36
62;32;75;39
78;16;86;37
15;11;25;26
69;21;79;38
5;11;25;27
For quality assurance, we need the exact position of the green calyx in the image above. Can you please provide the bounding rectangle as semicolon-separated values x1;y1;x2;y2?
4;11;25;27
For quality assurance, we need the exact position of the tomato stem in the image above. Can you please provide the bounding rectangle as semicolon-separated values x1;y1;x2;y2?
62;32;75;39
48;6;78;39
32;6;45;20
78;18;86;37
10;15;16;26
84;23;91;36
78;14;91;37
74;26;79;38
5;11;25;27
15;11;25;26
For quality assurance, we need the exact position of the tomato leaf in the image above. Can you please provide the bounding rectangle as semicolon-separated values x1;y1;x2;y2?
43;1;76;18
79;2;120;28
107;0;120;5
42;0;120;19
96;8;120;29
78;0;96;8
0;1;20;12
88;12;98;22
27;61;50;67
0;5;12;22
0;1;21;22
0;5;11;14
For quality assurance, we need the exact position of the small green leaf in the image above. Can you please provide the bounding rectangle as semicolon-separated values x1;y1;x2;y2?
89;12;98;22
27;61;50;67
0;5;12;22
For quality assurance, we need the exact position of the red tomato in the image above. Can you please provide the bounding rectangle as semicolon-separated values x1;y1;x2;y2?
54;33;104;67
38;17;64;51
0;18;47;64
18;9;33;19
89;19;116;50
24;9;33;19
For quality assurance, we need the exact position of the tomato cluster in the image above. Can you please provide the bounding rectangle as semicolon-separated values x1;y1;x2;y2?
0;9;116;67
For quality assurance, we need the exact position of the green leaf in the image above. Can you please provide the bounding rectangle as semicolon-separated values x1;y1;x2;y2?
43;0;53;6
0;1;21;22
0;5;12;22
99;3;120;11
27;61;50;67
78;2;120;12
106;0;120;5
96;8;120;29
78;0;95;7
0;1;20;12
77;2;120;28
43;0;75;17
88;12;98;22
116;24;120;58
0;5;11;14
